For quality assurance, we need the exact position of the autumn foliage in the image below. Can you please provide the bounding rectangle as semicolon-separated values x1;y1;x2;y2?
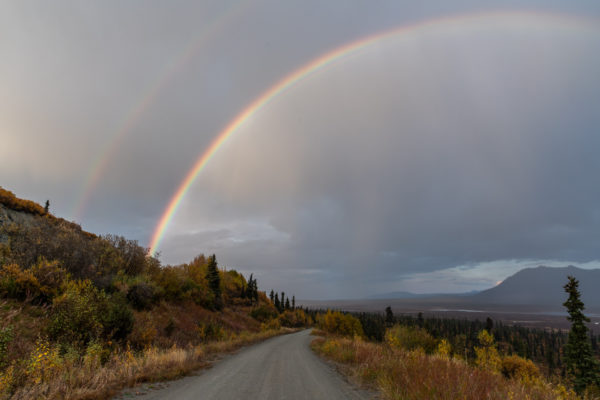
0;187;46;216
0;188;303;399
312;332;578;400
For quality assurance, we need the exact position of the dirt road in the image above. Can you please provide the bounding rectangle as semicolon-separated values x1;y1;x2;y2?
122;329;372;399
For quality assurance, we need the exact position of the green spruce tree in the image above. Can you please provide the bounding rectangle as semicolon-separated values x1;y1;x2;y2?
206;254;222;310
385;306;394;327
563;275;599;393
241;281;247;299
247;274;254;304
250;276;258;304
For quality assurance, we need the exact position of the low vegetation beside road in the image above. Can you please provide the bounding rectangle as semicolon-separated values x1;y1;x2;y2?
0;188;309;400
311;309;599;399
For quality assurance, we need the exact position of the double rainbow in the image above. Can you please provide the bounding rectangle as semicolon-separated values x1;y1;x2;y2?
148;11;596;256
71;0;251;221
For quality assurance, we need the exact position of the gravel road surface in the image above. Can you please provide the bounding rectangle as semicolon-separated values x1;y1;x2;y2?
119;329;372;400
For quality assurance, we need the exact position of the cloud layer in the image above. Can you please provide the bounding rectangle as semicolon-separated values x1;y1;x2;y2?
2;2;600;298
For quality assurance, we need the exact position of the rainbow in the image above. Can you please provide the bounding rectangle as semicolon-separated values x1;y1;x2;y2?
148;10;597;256
71;0;251;221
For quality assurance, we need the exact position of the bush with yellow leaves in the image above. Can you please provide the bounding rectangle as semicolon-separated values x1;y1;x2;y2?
475;330;501;372
436;338;452;358
501;354;540;381
385;324;437;354
25;340;63;385
319;310;364;338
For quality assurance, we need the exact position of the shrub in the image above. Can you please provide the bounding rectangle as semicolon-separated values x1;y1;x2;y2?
475;330;501;372
129;315;158;350
164;318;176;337
385;324;437;354
261;318;281;331
83;341;110;368
250;305;278;322
154;266;188;302
313;336;571;400
101;235;149;276
0;187;46;216
30;258;68;303
0;365;13;398
2;220;97;279
501;354;540;380
0;263;40;301
319;310;364;338
278;309;309;328
197;320;225;342
104;293;134;342
0;326;13;369
48;280;106;345
25;339;63;385
437;338;452;358
127;282;157;310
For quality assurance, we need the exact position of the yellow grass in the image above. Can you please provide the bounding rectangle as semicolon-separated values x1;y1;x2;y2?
312;336;582;400
3;328;293;400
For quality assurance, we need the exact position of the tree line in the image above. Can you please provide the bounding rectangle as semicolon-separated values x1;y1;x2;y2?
306;276;600;395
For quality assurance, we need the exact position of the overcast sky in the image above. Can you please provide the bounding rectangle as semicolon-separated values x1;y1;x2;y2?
1;1;600;299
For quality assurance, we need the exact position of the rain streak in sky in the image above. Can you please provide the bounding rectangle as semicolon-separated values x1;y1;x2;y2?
1;1;600;298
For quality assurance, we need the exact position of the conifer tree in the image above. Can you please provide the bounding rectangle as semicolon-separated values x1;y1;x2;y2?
292;296;295;310
247;274;254;304
417;312;424;328
280;292;285;312
285;297;290;310
563;275;599;393
251;276;258;304
44;199;50;214
206;254;222;310
270;290;274;303
274;293;280;311
385;306;394;327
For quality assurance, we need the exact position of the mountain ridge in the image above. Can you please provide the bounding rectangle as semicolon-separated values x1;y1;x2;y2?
471;265;600;308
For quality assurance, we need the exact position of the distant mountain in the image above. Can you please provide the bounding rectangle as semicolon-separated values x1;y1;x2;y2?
471;265;600;308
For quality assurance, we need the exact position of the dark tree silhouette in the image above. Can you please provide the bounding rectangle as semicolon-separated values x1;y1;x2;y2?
385;306;394;327
563;275;599;393
206;254;222;310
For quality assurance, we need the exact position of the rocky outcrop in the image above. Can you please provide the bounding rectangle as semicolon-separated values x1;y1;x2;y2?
0;203;39;244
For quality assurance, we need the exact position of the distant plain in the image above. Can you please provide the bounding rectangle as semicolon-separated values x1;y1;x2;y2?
299;297;600;333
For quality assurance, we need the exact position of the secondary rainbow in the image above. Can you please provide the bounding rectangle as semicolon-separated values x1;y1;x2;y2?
148;10;597;256
71;0;251;221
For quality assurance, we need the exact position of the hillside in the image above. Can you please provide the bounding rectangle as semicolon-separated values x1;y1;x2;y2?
471;265;600;308
0;187;308;399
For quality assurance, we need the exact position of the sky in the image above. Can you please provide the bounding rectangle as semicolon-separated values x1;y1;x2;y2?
1;1;600;299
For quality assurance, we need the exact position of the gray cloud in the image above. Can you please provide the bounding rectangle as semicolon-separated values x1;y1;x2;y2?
2;1;600;298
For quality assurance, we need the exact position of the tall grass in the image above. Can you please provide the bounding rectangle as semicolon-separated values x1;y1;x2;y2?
312;336;581;400
2;329;290;400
